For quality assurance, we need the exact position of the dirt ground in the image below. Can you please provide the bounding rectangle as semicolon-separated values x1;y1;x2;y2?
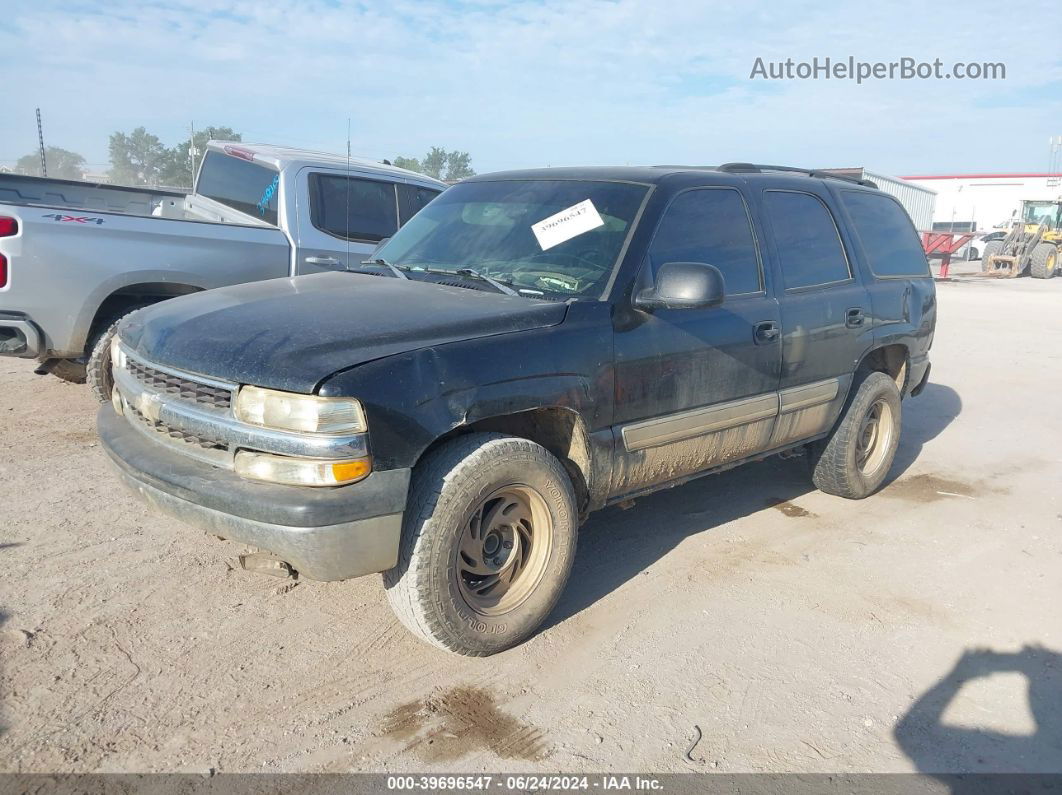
2;265;1061;775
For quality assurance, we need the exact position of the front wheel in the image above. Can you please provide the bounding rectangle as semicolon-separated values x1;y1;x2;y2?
1029;243;1058;280
384;433;578;656
809;371;902;499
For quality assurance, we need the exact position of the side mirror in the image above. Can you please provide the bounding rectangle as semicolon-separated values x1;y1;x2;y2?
634;262;725;312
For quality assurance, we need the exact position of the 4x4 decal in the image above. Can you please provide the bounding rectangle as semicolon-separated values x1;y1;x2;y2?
42;213;105;225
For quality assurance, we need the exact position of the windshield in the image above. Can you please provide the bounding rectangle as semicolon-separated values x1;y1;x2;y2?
373;179;649;299
1023;202;1061;228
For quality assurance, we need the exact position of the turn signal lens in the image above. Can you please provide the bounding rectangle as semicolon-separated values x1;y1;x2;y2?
234;386;366;435
234;451;371;487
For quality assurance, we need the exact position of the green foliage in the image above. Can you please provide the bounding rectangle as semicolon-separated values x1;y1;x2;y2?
158;126;242;188
108;127;168;186
15;146;86;180
445;150;475;181
392;155;421;173
392;147;476;181
108;125;242;187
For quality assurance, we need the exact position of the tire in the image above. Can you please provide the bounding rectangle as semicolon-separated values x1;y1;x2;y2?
383;432;578;656
809;371;902;500
1029;243;1058;280
86;305;150;403
48;359;86;384
980;240;1003;273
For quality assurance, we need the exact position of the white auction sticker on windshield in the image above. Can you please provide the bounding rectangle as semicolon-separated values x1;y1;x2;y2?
531;199;605;250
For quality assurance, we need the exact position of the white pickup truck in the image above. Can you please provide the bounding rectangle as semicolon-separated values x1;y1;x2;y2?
0;141;445;398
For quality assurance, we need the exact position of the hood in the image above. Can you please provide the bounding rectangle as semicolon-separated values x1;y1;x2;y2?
120;272;568;392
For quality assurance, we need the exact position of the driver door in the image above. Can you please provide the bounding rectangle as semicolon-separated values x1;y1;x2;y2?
610;186;782;497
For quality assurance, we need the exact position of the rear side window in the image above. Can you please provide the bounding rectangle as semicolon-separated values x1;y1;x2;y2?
398;184;442;225
842;191;930;277
648;188;762;295
764;191;851;289
196;151;280;225
309;174;398;242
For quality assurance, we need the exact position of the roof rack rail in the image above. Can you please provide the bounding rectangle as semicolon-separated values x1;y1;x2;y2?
717;163;879;189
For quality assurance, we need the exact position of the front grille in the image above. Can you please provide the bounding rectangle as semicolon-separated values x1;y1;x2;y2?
126;358;232;410
128;404;229;452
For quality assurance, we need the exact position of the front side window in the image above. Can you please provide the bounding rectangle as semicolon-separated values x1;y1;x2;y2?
764;191;851;289
196;151;280;225
309;174;398;242
648;188;762;295
842;191;930;277
399;184;442;224
374;179;649;299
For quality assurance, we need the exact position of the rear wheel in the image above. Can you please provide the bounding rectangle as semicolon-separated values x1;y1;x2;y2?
47;359;86;384
980;240;1003;273
384;433;578;656
809;371;902;499
1029;243;1058;279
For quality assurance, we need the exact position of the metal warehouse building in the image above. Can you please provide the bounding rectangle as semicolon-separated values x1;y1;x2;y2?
900;173;1062;232
824;168;937;230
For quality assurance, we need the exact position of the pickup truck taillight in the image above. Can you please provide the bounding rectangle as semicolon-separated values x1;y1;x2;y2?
0;216;16;288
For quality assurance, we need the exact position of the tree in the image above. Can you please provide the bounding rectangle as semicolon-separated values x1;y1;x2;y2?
15;147;86;180
158;126;242;188
108;127;167;186
445;151;475;181
392;155;421;173
392;148;476;182
420;146;448;180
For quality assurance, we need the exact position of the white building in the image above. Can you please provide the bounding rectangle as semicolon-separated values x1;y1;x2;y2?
901;172;1062;232
824;168;936;230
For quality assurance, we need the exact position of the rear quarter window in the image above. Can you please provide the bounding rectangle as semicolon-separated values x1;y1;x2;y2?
841;191;930;278
195;151;280;225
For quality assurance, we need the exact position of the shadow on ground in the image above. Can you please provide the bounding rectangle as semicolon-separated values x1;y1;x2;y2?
547;382;962;627
895;645;1062;785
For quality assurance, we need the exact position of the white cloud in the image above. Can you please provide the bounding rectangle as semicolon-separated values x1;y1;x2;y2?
2;0;1059;174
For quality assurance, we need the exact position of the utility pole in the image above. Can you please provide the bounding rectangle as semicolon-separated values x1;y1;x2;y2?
1049;136;1062;189
188;121;199;187
36;108;47;177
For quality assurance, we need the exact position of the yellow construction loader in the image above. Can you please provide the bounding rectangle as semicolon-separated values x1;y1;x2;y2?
981;199;1061;279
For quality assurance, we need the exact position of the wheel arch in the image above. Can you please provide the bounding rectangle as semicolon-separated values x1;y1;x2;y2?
84;281;204;353
855;343;909;393
414;406;594;514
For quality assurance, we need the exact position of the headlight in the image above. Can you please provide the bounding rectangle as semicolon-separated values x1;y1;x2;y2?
235;451;371;486
234;385;367;435
110;335;127;370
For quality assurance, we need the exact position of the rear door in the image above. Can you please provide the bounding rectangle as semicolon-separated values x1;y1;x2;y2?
610;185;782;497
294;169;401;274
834;188;935;389
759;186;873;448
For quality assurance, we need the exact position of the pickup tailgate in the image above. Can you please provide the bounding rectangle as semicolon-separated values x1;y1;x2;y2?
0;204;290;359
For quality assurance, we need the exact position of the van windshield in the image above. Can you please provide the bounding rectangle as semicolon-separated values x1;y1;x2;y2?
374;179;648;298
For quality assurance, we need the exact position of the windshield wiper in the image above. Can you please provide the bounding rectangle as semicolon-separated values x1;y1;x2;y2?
358;258;409;280
453;268;519;296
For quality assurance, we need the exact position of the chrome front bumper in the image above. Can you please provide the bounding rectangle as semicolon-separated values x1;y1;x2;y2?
111;342;368;469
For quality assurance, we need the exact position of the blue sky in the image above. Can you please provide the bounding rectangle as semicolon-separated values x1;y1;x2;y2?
2;0;1060;176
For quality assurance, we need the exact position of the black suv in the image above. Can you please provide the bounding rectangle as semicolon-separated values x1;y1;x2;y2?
99;164;936;656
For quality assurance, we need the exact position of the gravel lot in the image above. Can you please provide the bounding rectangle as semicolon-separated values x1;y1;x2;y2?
2;266;1061;774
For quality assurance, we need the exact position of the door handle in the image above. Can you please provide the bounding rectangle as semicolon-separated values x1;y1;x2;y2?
305;255;342;268
845;307;865;328
754;321;779;345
